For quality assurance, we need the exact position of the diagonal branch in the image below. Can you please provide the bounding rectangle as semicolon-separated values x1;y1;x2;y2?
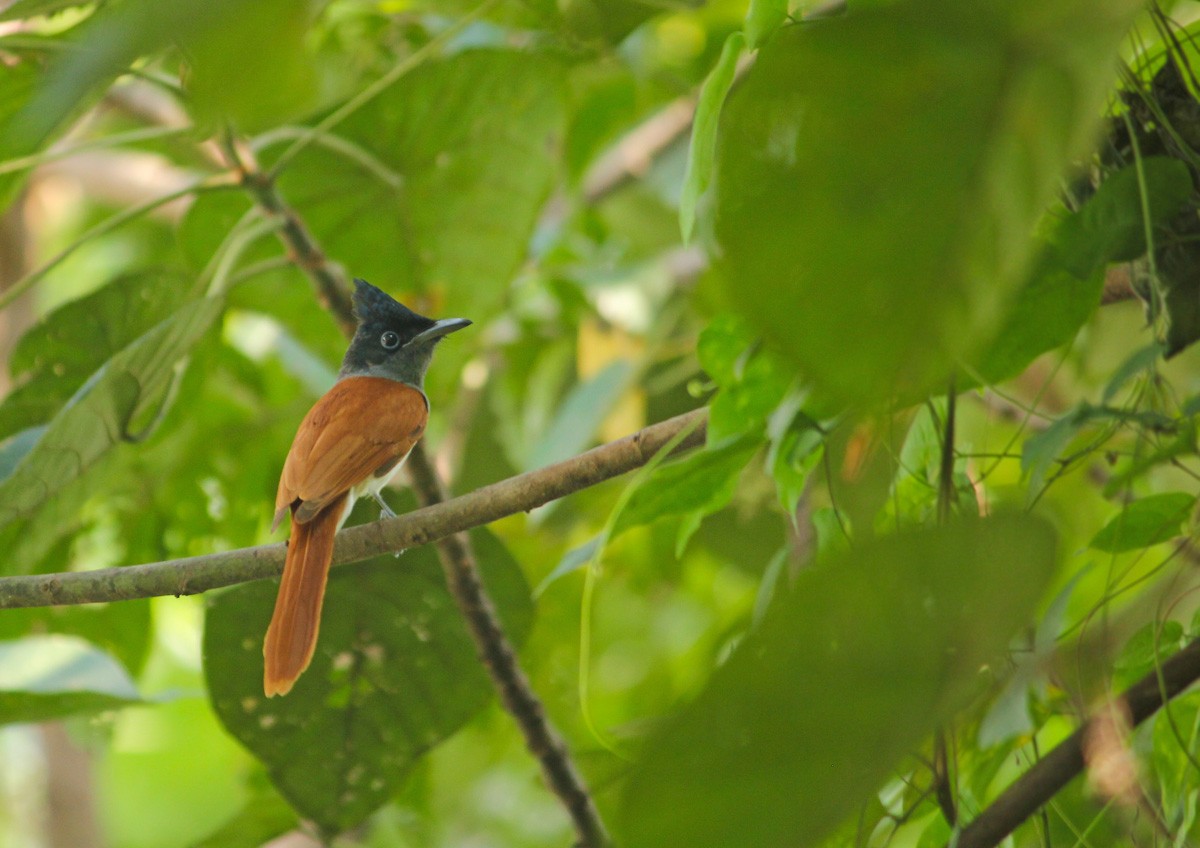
949;638;1200;848
0;408;706;608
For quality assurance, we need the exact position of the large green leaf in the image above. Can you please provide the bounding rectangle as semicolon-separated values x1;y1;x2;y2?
0;297;223;534
0;271;190;443
621;514;1059;848
0;635;144;724
0;0;312;210
204;528;533;835
258;49;567;318
714;1;1142;406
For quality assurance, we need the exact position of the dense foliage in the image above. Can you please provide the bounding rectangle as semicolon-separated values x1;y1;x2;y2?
2;1;1200;846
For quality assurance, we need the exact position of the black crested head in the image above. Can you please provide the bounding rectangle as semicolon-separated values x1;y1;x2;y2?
339;278;471;387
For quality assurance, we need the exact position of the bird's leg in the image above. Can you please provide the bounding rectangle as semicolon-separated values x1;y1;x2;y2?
372;492;397;520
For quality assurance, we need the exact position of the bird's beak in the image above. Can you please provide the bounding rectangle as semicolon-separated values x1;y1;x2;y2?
408;317;472;346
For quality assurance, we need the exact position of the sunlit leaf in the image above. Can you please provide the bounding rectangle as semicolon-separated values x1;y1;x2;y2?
743;0;787;48
621;514;1058;848
679;32;744;243
204;528;533;834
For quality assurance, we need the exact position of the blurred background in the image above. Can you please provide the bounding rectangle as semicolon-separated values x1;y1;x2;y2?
1;0;1200;846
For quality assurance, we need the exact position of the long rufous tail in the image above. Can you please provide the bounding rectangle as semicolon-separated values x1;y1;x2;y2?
263;493;348;697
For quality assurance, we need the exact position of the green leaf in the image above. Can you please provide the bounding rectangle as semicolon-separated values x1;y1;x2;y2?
1115;620;1186;689
1090;492;1196;553
620;514;1058;848
1020;405;1093;497
1055;158;1193;278
181;0;315;132
204;529;533;835
1102;343;1163;403
260;49;567;319
0;601;151;675
526;359;634;472
0;297;223;537
714;1;1142;406
0;635;144;724
612;437;757;537
744;0;788;48
0;0;94;21
0;271;190;442
970;252;1104;386
679;32;744;243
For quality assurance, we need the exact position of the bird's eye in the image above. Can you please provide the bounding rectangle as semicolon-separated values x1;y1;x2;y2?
380;330;401;350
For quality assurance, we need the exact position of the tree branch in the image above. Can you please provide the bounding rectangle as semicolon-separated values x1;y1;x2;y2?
0;407;704;600
949;637;1200;848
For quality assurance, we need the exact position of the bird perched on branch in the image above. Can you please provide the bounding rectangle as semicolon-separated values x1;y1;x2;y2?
263;278;470;696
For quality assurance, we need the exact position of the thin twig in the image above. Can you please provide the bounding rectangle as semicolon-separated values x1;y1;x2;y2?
948;638;1200;848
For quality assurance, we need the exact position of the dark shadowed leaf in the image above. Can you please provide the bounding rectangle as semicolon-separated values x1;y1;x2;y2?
0;635;144;724
204;528;533;834
621;514;1058;848
1090;492;1196;552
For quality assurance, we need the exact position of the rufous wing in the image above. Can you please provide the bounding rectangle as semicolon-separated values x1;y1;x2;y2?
264;376;429;696
272;377;429;531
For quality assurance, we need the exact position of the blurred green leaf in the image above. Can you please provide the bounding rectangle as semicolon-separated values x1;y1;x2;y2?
0;296;222;536
0;0;94;21
620;514;1058;848
0;601;151;675
1115;620;1186;689
1090;492;1196;553
1055;158;1193;278
680;32;744;243
204;528;533;834
182;0;315;132
0;635;144;724
744;0;787;48
0;271;190;442
613;437;757;537
191;777;297;848
526;359;634;472
970;252;1104;385
715;1;1141;405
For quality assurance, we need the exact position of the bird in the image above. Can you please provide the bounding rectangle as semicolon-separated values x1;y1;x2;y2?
263;278;471;696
